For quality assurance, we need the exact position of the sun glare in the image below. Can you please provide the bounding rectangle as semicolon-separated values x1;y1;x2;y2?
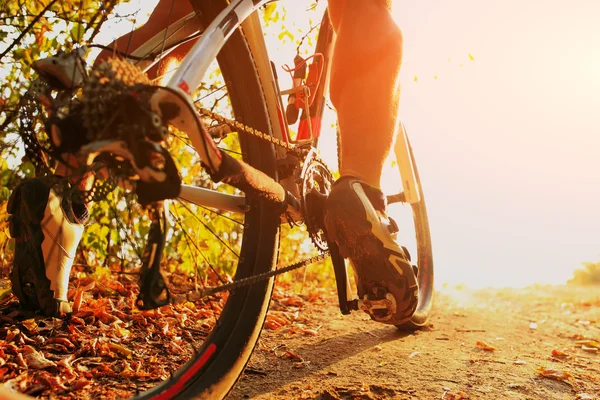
158;58;180;86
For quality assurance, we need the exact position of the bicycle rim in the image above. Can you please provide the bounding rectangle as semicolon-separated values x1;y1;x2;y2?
385;133;434;330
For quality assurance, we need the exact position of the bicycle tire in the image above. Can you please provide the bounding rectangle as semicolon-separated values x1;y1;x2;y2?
395;134;434;330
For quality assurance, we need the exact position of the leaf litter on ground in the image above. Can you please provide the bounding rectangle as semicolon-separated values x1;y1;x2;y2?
0;270;232;398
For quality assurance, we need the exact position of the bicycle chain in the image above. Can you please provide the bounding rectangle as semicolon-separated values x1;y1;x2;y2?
198;107;307;158
165;107;332;301
171;252;329;302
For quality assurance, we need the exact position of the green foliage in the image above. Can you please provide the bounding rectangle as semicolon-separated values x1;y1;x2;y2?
0;0;119;135
569;262;600;285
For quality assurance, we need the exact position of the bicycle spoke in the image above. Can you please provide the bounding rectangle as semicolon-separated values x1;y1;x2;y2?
194;84;228;103
197;205;243;226
176;201;240;260
170;207;225;328
171;204;229;285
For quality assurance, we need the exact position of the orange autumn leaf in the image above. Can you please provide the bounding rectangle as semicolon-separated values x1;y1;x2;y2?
444;391;470;400
551;349;569;358
264;319;284;330
264;313;290;330
284;296;304;307
285;351;304;362
537;366;572;381
475;341;496;352
300;328;319;336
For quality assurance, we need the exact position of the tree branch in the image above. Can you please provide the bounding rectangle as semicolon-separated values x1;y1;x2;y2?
88;0;120;43
0;0;59;62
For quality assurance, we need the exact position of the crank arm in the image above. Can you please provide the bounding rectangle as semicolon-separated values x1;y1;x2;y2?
208;150;303;221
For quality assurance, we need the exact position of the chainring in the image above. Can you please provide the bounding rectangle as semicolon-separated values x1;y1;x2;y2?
299;151;334;252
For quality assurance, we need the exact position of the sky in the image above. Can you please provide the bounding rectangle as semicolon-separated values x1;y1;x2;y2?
391;0;600;286
47;0;600;288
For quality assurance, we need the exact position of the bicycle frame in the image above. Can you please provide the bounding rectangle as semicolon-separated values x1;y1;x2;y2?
146;0;420;216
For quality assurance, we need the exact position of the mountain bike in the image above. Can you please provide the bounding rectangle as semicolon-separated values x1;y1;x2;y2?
5;0;433;398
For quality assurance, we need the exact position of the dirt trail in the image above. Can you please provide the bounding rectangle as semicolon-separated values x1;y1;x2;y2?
231;285;600;400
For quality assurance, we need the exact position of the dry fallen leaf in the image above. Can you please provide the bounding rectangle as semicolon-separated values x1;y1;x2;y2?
285;351;304;362
107;342;133;359
71;379;91;391
443;390;470;400
21;319;38;333
293;361;309;369
298;326;320;336
21;346;56;369
551;349;569;358
576;393;595;400
537;366;572;381
514;360;527;365
507;383;525;390
581;345;599;353
46;337;75;350
476;341;496;352
284;296;304;307
575;340;600;349
264;313;290;330
36;370;67;391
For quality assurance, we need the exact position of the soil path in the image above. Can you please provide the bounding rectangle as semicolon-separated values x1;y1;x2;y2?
231;285;600;400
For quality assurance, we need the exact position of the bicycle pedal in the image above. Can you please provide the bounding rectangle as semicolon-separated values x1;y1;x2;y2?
358;286;397;323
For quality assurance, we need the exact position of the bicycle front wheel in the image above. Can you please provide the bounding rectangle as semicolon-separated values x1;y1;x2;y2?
386;127;434;330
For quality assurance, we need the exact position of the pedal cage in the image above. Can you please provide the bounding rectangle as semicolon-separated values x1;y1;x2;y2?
358;287;397;322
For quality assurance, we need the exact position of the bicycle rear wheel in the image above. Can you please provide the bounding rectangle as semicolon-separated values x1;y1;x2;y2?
2;1;282;399
137;2;281;398
166;5;280;400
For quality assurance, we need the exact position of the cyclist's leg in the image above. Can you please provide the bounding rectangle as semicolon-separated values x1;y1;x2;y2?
328;0;400;187
324;0;418;326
